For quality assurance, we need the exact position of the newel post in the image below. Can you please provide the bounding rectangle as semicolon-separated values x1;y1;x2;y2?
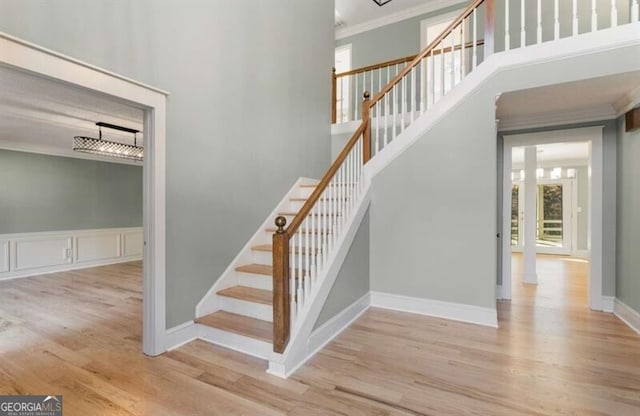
272;216;290;353
362;91;371;164
484;0;495;57
331;67;337;124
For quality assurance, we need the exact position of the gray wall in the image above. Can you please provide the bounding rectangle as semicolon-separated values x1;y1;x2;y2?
616;115;640;313
314;210;370;329
370;41;637;310
0;0;334;328
496;120;618;296
336;3;466;69
0;150;142;234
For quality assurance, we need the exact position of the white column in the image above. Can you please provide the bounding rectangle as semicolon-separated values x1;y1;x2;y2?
523;146;538;284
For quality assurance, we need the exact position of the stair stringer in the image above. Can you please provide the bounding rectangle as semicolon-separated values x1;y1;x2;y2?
266;181;372;378
195;177;318;318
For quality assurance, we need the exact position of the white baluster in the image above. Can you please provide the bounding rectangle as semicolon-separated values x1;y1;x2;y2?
410;66;416;123
505;0;510;51
473;8;478;67
311;205;316;284
304;216;309;298
592;0;598;32
392;85;397;141
297;230;303;307
420;57;426;113
572;0;578;36
521;0;526;48
378;68;382;101
537;0;542;44
339;77;344;123
460;21;465;79
450;33;455;92
610;0;618;27
430;52;436;106
375;101;380;155
353;74;358;121
554;0;560;39
369;71;373;99
633;0;639;23
384;92;389;146
401;76;407;132
440;42;445;100
290;238;296;322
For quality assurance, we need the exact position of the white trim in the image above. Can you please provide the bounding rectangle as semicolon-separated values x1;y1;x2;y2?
335;0;467;40
614;299;640;335
502;127;604;311
370;291;499;328
164;321;198;351
0;32;168;356
307;293;370;357
602;296;615;313
198;324;273;360
0;227;142;281
573;249;589;258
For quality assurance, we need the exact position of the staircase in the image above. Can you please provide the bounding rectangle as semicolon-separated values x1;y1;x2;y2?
193;0;640;377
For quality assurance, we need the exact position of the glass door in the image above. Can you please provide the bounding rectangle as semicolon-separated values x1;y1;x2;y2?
536;180;572;254
511;184;522;249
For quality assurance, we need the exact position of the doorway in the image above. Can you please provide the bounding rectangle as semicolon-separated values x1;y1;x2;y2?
0;33;168;355
501;126;604;311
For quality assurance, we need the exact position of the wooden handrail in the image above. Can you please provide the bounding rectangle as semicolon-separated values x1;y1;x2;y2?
335;54;417;78
371;0;488;104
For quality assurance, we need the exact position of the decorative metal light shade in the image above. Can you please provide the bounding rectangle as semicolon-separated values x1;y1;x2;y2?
373;0;392;6
73;122;143;162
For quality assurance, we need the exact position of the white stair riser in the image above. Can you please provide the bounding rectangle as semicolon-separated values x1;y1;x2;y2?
251;251;273;265
197;324;272;360
218;296;273;322
237;272;272;291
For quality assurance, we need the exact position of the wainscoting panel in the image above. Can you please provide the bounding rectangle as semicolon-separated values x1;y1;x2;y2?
14;236;73;271
76;232;121;263
0;227;142;280
123;231;144;257
0;240;9;273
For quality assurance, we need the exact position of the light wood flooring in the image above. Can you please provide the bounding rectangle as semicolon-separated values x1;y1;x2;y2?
1;258;639;415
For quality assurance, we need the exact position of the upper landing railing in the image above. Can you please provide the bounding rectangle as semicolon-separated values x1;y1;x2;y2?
273;0;639;354
332;0;640;124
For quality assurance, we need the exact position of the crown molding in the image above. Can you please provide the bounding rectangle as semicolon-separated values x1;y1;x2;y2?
498;104;617;132
335;0;467;40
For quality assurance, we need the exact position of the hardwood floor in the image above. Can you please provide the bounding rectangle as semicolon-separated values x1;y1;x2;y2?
1;258;639;415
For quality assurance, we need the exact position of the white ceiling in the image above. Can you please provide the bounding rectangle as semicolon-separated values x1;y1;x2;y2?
0;65;144;164
512;142;590;167
497;71;640;130
335;0;466;37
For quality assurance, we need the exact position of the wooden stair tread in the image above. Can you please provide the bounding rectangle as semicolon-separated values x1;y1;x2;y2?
236;263;272;276
196;311;272;342
217;286;272;305
252;244;321;254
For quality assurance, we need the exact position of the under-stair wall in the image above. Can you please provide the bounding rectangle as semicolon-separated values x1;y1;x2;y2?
368;25;640;325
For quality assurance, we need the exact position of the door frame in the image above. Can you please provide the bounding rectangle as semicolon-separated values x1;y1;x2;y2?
501;126;604;311
0;32;169;355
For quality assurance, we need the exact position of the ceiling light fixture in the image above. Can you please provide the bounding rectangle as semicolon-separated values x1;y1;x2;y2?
373;0;392;6
73;122;143;162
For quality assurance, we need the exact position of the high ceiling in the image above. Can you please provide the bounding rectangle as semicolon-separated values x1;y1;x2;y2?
335;0;466;36
0;64;144;165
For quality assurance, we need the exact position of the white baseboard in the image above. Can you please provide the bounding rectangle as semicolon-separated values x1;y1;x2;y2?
164;320;198;352
601;296;615;313
0;227;143;281
308;293;370;355
370;291;499;328
614;298;640;335
573;249;589;258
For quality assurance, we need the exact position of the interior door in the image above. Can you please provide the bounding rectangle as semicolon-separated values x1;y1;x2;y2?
536;180;573;255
